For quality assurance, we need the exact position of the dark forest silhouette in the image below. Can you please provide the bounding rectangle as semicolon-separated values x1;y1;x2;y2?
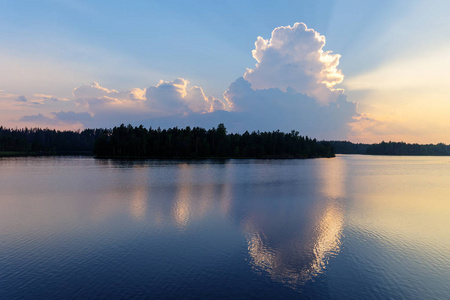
94;124;334;158
330;140;450;156
0;124;333;158
0;126;103;155
1;125;449;157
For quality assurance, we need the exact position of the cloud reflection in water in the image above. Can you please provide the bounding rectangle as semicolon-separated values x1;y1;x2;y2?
241;158;346;288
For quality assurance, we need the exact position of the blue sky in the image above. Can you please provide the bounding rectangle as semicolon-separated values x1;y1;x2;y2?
1;0;450;142
0;0;409;95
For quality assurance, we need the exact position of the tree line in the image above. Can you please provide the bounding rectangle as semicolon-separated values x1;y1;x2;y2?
93;124;335;158
330;140;450;156
2;125;448;158
0;127;104;155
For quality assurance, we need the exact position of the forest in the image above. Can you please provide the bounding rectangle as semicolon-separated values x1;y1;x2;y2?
1;125;449;158
0;124;333;158
0;127;104;155
330;140;450;156
93;124;335;158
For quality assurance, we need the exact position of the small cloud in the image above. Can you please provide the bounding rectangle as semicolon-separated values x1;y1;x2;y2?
52;111;93;124
33;94;70;102
72;81;119;100
16;95;27;102
19;113;58;124
18;111;91;127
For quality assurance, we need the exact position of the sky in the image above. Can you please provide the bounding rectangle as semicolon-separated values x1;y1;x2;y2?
1;0;450;143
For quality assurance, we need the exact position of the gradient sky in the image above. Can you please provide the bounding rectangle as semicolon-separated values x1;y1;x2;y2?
1;0;450;143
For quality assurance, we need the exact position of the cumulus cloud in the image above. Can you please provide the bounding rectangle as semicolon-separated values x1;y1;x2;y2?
221;77;357;139
244;22;344;105
146;78;230;115
74;82;145;101
71;81;150;126
73;81;146;108
69;79;230;127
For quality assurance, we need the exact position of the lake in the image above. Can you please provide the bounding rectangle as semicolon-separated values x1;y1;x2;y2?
0;155;449;299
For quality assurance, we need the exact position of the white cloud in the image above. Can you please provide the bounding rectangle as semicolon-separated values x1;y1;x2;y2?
145;78;230;115
73;81;146;104
244;22;344;105
72;81;148;123
72;79;230;120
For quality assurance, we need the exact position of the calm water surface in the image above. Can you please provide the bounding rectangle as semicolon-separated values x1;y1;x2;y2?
0;155;449;299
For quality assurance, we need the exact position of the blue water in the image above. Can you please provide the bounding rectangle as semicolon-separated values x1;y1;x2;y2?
0;155;449;299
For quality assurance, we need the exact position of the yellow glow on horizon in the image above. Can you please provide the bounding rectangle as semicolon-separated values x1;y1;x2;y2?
343;46;450;143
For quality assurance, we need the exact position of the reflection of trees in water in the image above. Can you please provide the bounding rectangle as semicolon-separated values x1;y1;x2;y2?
170;163;234;229
121;162;233;229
